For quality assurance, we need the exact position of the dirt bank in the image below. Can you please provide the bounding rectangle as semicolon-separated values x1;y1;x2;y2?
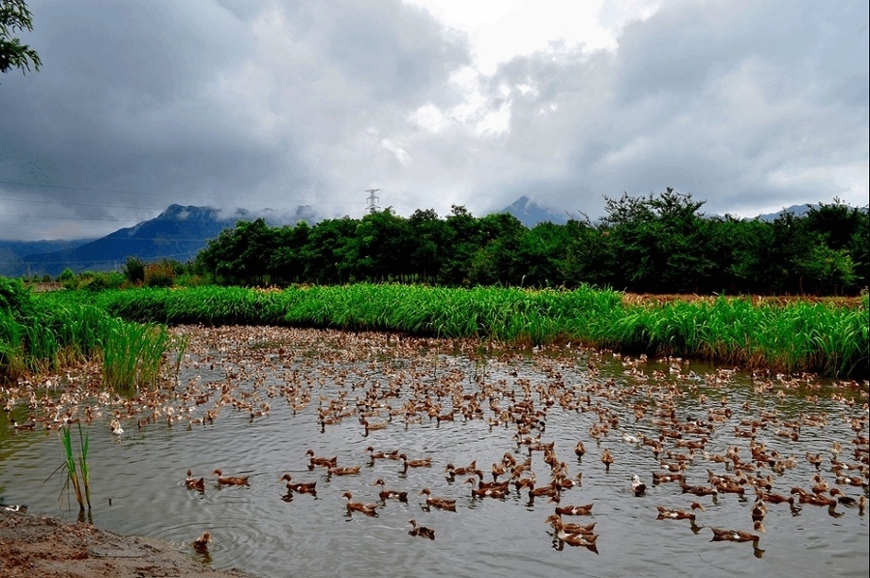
0;507;256;578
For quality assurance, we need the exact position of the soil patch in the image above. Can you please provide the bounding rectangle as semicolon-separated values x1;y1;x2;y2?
0;507;256;578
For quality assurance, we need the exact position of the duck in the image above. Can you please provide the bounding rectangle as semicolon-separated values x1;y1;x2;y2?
364;446;388;461
110;418;124;436
656;506;696;522
444;461;477;479
193;531;212;551
400;454;432;470
279;473;317;494
710;527;760;544
212;469;250;486
418;488;456;511
828;488;859;507
751;498;768;523
408;519;435;539
373;478;408;502
341;491;378;517
185;469;205;492
554;502;594;516
574;440;586;460
600;448;614;472
791;486;837;507
652;472;684;485
465;478;508;499
305;449;337;468
555;529;599;551
755;490;794;505
631;474;647;497
528;478;560;500
545;514;597;535
679;480;718;497
327;465;361;477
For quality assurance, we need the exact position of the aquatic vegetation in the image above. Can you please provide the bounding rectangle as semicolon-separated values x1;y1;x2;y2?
57;423;90;513
67;284;866;378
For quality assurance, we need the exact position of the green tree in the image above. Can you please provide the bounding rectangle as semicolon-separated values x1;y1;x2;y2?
123;257;146;285
1;0;41;77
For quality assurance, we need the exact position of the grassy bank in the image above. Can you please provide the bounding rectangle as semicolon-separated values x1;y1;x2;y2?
0;279;179;390
33;284;869;379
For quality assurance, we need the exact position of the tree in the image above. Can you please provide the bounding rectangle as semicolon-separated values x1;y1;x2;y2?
1;0;41;77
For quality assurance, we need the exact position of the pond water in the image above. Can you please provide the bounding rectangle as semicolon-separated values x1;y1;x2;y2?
1;326;867;578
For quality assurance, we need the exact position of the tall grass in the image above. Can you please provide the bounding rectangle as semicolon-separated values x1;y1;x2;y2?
58;423;90;512
34;284;870;378
1;281;178;391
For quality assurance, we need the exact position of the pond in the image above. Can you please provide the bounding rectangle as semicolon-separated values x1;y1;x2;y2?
1;325;867;578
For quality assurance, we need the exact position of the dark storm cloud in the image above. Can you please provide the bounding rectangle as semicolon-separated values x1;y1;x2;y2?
0;0;866;240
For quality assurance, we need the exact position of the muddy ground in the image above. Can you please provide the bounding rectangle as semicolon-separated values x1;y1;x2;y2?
0;507;256;578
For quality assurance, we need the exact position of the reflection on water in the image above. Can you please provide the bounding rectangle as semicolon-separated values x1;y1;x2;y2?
1;326;867;578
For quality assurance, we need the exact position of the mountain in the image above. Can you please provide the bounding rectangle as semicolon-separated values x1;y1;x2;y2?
499;196;570;227
752;204;815;222
2;204;316;277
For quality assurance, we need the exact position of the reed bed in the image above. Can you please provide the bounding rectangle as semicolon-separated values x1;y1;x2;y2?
48;284;867;378
1;281;178;391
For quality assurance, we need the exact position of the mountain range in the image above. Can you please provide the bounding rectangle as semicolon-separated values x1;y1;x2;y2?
0;198;838;278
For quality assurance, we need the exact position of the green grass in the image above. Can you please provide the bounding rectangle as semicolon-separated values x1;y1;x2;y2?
43;284;867;378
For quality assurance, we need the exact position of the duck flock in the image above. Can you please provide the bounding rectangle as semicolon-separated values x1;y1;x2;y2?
2;324;868;573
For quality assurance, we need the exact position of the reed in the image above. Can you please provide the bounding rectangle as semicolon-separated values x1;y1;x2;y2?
36;284;870;378
99;317;170;393
58;423;90;512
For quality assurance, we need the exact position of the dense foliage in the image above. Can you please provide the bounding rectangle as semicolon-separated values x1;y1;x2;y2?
194;191;869;295
0;0;41;77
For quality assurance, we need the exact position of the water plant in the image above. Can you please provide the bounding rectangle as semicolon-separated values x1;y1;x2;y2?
57;423;90;513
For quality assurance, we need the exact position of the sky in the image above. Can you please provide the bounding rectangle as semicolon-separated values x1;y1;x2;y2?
0;0;867;241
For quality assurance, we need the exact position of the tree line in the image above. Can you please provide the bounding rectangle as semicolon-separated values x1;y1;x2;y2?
193;190;868;296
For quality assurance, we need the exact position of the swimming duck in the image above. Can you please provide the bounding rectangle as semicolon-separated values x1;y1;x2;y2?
555;529;599;551
418;488;456;511
554;503;594;516
400;454;432;469
185;469;205;492
679;480;718;497
631;474;647;497
791;486;837;507
710;527;760;544
751;498;768;523
373;478;408;502
110;418;124;436
574;441;586;461
212;469;250;486
755;489;794;505
341;491;378;517
656;506;696;522
465;478;508;499
279;473;317;494
193;531;212;551
327;465;361;477
305;449;337;468
828;488;859;507
600;448;614;472
408;519;435;539
364;446;388;461
444;461;477;479
652;472;684;485
545;514;597;535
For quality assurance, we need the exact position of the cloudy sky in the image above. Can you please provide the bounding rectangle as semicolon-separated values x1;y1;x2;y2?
0;0;867;241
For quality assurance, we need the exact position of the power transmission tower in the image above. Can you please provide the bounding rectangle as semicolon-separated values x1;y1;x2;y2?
365;188;381;214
